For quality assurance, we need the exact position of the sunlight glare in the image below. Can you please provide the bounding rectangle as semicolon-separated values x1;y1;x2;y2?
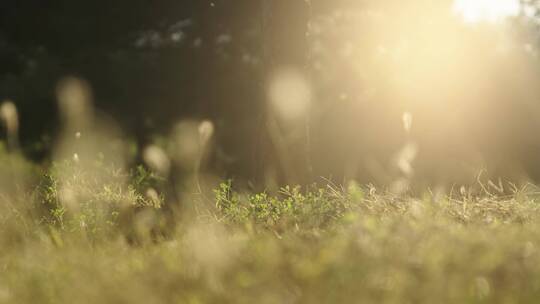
453;0;521;23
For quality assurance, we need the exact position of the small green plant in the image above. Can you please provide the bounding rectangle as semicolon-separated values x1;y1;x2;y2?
37;160;163;238
215;181;363;233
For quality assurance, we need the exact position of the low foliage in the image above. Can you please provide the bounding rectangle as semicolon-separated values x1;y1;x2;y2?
2;151;540;303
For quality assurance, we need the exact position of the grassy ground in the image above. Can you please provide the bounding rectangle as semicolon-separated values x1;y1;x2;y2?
2;149;540;303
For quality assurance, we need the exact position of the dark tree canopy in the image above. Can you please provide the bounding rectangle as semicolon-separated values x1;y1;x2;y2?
3;0;540;185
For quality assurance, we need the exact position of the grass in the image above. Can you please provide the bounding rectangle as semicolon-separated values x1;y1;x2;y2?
2;145;540;303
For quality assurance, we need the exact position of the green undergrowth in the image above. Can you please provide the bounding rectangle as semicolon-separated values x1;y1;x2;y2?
2;149;540;303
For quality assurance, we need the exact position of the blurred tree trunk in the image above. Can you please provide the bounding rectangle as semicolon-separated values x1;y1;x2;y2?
262;0;310;67
254;0;311;186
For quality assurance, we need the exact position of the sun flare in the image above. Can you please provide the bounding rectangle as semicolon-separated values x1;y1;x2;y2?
453;0;521;23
